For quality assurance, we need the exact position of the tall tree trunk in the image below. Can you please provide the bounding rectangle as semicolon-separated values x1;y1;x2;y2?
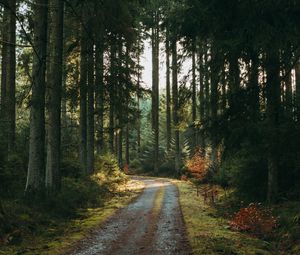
26;0;48;194
165;26;171;152
6;0;16;152
210;45;219;168
283;58;293;120
1;6;8;119
45;0;64;193
228;51;240;111
117;41;123;168
0;7;10;155
249;53;260;120
86;23;95;174
95;6;104;155
204;44;210;120
109;43;116;154
191;39;197;149
125;46;130;166
265;49;281;203
137;42;141;154
79;13;88;173
151;12;159;173
172;38;180;173
198;44;205;153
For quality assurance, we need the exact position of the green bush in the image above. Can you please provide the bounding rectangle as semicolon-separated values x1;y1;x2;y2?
42;177;108;217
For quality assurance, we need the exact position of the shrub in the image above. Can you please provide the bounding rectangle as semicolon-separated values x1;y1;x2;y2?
185;151;209;184
229;203;278;238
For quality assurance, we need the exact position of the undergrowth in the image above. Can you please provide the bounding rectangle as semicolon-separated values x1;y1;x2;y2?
0;154;143;255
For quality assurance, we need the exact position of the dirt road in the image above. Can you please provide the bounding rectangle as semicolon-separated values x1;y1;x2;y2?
66;177;191;255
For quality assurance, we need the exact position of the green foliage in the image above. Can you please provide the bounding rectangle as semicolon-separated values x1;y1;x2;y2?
220;149;268;202
129;158;142;173
61;159;82;178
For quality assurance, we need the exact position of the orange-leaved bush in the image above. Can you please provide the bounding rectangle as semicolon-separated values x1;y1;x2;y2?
229;203;278;237
185;151;209;182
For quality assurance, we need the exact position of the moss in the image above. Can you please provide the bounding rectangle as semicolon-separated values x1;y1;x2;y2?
176;181;275;255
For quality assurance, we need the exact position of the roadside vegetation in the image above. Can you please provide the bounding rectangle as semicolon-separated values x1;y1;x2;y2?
0;155;144;255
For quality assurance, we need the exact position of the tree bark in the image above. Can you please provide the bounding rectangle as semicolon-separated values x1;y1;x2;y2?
210;45;219;168
117;41;123;168
265;49;281;203
6;0;16;152
0;7;10;154
86;21;95;174
151;12;159;173
249;53;260;119
109;43;116;154
26;0;48;194
136;40;141;154
198;44;205;153
1;6;8;118
172;38;180;174
45;0;64;193
165;26;171;152
191;40;197;149
95;19;104;155
79;10;88;173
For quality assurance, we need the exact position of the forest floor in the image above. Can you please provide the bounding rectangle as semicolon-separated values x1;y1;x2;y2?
1;176;298;255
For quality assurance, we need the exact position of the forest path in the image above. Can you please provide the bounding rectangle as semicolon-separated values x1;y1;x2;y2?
65;177;191;255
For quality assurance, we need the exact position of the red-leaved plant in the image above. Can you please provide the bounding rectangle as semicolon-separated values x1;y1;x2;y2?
229;203;278;237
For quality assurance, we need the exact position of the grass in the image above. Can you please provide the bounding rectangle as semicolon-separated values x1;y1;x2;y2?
0;178;144;255
175;181;276;255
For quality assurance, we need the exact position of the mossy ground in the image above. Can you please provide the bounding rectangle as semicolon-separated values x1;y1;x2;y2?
0;178;144;255
176;181;276;255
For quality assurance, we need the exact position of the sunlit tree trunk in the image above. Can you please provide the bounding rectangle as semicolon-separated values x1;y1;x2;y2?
46;0;64;192
26;0;48;194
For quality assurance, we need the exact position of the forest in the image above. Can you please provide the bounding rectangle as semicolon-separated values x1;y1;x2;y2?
0;0;300;254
